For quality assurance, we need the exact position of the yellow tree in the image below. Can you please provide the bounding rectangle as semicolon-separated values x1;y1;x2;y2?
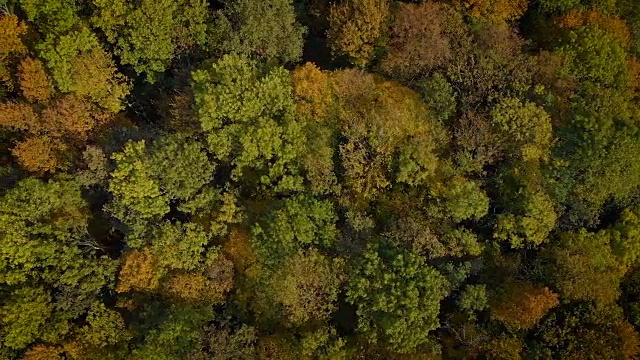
456;0;529;22
18;57;53;103
327;0;390;67
491;281;559;330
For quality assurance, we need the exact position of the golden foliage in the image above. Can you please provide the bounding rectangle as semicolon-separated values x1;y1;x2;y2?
18;57;53;103
0;14;28;91
116;248;161;293
0;14;27;57
0;101;40;131
327;0;390;66
22;345;64;360
222;228;256;272
164;253;233;303
483;337;522;360
291;62;334;122
456;0;528;22
42;95;107;141
491;281;559;330
12;135;63;173
618;321;640;359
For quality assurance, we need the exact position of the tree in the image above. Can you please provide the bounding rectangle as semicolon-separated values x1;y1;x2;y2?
106;135;216;237
22;345;64;360
609;206;640;266
0;14;28;93
0;286;52;350
107;140;169;234
1;179;117;350
494;167;557;248
216;0;306;64
331;69;447;203
92;0;209;80
192;54;306;193
37;27;130;112
550;83;640;226
327;0;390;66
116;248;162;293
417;73;457;123
18;57;53;103
543;229;626;304
291;62;334;122
380;2;451;79
251;195;337;267
11;135;62;173
18;0;81;34
445;22;535;107
490;281;559;330
346;243;449;353
269;249;344;326
529;303;640;359
455;0;529;22
557;10;632;48
557;25;630;87
490;97;553;163
459;284;489;313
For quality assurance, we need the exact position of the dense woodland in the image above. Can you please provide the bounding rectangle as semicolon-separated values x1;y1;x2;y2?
4;0;640;358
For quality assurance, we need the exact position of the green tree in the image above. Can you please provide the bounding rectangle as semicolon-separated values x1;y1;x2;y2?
18;0;81;35
251;195;337;267
346;243;449;353
543;229;625;304
490;97;553;163
106;135;216;237
216;0;306;64
92;0;209;80
37;27;130;112
269;249;344;326
459;284;488;313
0;179;117;350
529;303;640;359
192;54;306;193
557;25;630;87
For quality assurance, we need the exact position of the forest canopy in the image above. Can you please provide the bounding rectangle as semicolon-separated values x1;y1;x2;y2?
3;0;640;359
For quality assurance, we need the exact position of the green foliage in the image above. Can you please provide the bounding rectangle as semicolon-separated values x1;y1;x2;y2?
270;249;344;326
609;206;640;266
132;305;212;360
346;243;449;353
438;177;489;222
551;83;640;225
107;140;170;233
192;54;305;192
92;0;209;80
106;135;216;236
558;26;629;87
529;303;640;359
543;229;625;304
37;27;130;112
0;286;52;349
216;0;306;63
150;222;211;271
458;284;488;313
0;179;117;351
251;195;337;266
18;0;80;34
418;73;457;123
490;97;553;163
